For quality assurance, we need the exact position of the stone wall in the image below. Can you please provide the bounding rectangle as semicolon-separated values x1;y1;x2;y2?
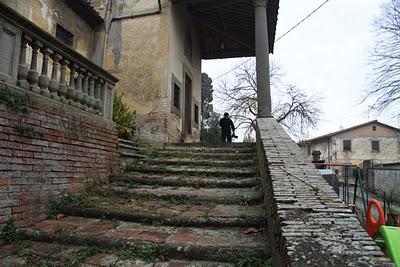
0;83;119;228
256;118;393;266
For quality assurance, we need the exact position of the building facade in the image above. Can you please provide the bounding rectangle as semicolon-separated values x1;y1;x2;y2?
91;0;278;143
303;120;400;166
92;0;202;142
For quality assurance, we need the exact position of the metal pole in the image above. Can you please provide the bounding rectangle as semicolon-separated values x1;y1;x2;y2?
254;0;272;117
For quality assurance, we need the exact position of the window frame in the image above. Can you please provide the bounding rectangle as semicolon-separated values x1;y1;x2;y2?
371;140;380;152
171;74;182;117
55;24;74;47
194;103;199;125
343;139;352;151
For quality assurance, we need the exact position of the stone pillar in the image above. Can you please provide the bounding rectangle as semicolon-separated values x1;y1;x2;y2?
254;0;271;117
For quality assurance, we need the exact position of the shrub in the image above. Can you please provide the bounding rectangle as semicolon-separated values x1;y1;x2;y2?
113;93;136;140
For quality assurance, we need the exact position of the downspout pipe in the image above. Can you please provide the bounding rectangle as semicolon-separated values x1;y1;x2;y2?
110;0;162;22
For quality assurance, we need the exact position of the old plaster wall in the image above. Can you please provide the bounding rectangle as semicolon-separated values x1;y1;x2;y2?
103;0;171;143
168;3;201;142
0;0;95;59
307;123;400;165
333;124;400;164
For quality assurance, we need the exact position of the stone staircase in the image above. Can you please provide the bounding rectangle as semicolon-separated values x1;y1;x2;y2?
2;141;269;266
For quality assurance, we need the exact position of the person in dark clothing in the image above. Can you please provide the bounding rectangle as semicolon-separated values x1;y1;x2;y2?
219;112;235;143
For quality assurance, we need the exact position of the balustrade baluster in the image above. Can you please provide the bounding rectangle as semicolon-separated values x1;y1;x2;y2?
58;59;69;103
27;40;42;94
38;47;52;97
49;53;61;100
67;63;77;106
17;34;32;89
94;78;103;114
75;69;83;109
81;68;89;110
88;75;96;113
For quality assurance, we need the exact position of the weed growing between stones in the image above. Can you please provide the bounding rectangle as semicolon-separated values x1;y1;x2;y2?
139;245;156;262
237;252;270;267
148;150;160;159
0;219;20;244
13;124;42;138
77;245;99;261
47;179;110;217
17;242;33;257
117;244;136;261
0;86;31;113
0;85;43;138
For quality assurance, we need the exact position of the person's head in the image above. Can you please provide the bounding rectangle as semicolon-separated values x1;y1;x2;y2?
224;112;229;118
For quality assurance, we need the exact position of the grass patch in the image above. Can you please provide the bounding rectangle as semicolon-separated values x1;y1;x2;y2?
17;242;33;257
236;252;260;267
148;150;160;159
139;245;156;262
0;219;20;244
117;244;136;261
77;245;99;261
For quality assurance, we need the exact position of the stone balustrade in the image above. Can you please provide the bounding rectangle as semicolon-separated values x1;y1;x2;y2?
0;2;118;120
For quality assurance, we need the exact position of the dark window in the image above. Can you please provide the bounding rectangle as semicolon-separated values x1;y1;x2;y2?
56;24;73;47
173;83;180;110
371;141;380;151
184;30;192;60
194;104;199;124
343;140;351;151
372;125;377;131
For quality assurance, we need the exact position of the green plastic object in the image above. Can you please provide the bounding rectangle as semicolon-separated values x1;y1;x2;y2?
380;226;400;266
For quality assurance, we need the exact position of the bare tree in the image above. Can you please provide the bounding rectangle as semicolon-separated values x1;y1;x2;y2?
364;0;400;117
217;60;322;138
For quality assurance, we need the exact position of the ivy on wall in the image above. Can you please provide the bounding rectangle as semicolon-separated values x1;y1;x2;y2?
0;84;41;138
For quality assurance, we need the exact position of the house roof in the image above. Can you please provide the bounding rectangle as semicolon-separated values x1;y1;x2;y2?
174;0;279;59
305;120;400;142
64;0;104;28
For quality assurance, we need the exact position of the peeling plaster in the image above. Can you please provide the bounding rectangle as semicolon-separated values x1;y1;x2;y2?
39;0;53;31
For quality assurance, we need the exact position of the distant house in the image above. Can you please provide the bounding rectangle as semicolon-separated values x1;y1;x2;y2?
302;120;400;166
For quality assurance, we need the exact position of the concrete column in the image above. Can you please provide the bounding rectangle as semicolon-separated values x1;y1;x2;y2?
254;0;271;117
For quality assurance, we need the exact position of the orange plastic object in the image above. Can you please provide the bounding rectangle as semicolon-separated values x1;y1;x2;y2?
366;199;386;239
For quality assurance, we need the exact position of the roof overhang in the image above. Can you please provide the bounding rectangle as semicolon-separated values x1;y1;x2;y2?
173;0;279;59
64;0;104;28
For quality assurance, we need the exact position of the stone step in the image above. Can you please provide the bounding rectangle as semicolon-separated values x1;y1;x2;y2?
126;165;259;178
111;173;259;188
18;216;270;263
171;142;255;148
118;143;146;154
137;158;257;168
159;146;256;153
111;185;262;205
0;240;236;266
56;197;265;227
135;150;257;160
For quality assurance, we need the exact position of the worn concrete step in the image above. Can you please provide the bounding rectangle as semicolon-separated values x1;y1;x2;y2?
111;173;259;188
0;240;236;266
141;150;257;160
18;216;270;263
111;185;262;205
137;158;257;168
126;165;259;178
57;197;266;227
172;142;255;148
159;146;256;153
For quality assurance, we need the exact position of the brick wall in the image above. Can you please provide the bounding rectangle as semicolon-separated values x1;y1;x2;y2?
256;118;393;266
0;83;119;228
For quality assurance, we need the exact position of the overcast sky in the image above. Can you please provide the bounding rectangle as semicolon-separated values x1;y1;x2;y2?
202;0;399;139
